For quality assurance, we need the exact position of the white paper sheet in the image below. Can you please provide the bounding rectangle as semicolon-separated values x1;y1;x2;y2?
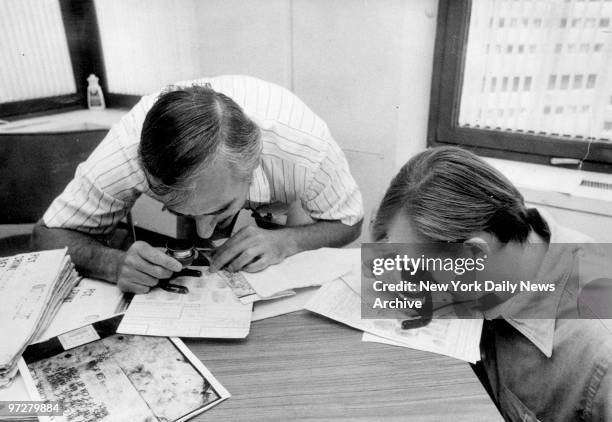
37;278;128;342
242;248;360;298
118;268;252;338
305;278;483;363
252;287;319;321
239;290;295;305
0;375;31;421
0;374;29;401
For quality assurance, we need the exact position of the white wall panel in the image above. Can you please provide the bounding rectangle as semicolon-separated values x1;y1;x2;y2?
291;0;405;157
95;0;292;94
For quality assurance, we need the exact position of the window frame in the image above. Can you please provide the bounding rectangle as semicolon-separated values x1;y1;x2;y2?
0;0;139;119
428;0;612;173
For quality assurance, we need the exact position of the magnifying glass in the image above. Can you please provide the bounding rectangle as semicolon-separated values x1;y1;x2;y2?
157;239;202;294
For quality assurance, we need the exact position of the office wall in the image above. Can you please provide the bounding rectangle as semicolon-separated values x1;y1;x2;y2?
119;0;440;241
292;0;438;237
95;0;292;94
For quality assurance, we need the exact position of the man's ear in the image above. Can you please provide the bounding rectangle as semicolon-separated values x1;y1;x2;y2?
462;235;492;259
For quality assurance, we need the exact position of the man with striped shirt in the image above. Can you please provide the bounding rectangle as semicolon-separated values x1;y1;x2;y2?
33;75;363;293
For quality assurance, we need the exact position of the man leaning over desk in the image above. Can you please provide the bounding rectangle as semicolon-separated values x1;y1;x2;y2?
32;75;363;294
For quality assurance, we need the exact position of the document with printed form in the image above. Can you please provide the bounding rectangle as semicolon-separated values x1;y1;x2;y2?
38;278;128;342
305;278;483;363
118;268;252;338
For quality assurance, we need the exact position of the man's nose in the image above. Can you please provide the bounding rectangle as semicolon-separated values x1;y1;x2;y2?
195;215;216;238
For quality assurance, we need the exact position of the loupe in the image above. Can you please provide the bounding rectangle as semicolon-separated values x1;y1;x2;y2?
166;239;198;267
157;239;202;294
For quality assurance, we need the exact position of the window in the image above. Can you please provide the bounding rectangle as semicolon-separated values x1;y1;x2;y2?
1;0;75;117
560;75;570;90
573;75;583;89
429;0;612;172
0;0;114;118
0;1;75;104
2;0;237;118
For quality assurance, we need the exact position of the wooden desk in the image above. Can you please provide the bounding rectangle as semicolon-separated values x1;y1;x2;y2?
185;311;503;421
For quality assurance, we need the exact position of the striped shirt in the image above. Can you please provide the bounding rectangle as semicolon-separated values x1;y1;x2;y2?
43;75;363;235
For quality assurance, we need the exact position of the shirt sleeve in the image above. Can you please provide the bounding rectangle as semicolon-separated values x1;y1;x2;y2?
303;137;364;226
42;96;155;235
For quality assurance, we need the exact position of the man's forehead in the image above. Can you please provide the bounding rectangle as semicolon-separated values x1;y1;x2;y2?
167;175;247;216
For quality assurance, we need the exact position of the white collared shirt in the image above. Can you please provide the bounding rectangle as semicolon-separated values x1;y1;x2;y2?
43;75;363;234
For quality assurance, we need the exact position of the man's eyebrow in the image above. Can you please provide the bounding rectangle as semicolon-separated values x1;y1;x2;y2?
162;200;233;217
201;200;233;216
161;206;186;217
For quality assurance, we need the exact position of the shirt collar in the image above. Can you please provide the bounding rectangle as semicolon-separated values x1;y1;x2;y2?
483;213;579;358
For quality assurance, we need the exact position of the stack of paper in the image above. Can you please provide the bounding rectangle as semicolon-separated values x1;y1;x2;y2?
0;277;129;415
117;248;361;338
37;277;129;342
222;247;360;321
0;249;80;386
305;276;484;363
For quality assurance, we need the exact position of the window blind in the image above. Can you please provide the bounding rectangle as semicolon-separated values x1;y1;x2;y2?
0;0;76;103
459;0;612;141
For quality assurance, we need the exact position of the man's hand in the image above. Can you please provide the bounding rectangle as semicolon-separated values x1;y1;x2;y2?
209;226;297;273
116;241;183;293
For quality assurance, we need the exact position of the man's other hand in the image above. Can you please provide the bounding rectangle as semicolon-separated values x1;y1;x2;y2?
116;241;182;293
209;226;296;273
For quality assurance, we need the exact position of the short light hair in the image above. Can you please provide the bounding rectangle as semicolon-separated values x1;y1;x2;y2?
138;84;262;206
372;146;550;243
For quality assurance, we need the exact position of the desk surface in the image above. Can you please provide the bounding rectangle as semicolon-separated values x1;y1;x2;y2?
185;311;503;422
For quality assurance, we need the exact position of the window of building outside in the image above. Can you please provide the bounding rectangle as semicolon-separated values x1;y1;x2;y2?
0;0;77;117
431;0;612;172
1;0;226;118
